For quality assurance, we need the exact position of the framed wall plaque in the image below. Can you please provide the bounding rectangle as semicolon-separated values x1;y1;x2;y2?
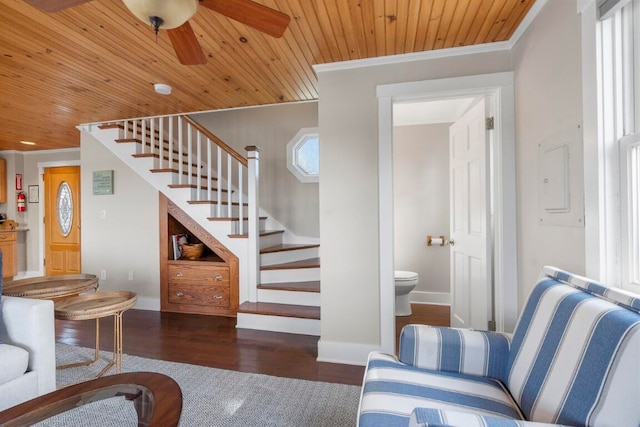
92;170;114;195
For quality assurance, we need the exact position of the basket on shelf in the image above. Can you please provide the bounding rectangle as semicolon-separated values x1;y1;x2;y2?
182;243;204;260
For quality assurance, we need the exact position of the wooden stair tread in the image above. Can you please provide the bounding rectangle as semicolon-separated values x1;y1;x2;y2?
168;184;229;192
207;216;267;221
238;302;320;319
228;230;284;238
187;200;248;206
150;169;218;181
261;258;320;270
258;281;320;293
100;123;162;136
261;243;320;254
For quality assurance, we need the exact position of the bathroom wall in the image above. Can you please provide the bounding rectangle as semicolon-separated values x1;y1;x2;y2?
393;123;450;305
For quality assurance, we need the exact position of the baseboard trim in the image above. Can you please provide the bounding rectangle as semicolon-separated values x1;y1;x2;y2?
317;340;380;366
410;290;450;306
134;297;160;311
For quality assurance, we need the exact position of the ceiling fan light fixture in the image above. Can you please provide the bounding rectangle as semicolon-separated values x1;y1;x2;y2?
122;0;198;30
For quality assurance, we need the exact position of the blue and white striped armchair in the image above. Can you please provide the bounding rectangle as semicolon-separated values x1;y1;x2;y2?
357;266;640;427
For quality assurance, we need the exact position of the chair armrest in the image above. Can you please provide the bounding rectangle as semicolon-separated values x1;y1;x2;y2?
398;325;511;380
0;296;56;395
409;408;566;426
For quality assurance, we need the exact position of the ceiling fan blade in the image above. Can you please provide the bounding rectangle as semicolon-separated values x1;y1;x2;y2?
200;0;290;38
167;21;207;65
23;0;94;13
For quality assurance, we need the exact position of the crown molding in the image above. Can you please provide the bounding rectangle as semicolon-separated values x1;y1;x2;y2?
0;147;80;155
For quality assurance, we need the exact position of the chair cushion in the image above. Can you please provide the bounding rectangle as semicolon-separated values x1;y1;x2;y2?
358;352;523;427
0;344;29;385
409;408;564;426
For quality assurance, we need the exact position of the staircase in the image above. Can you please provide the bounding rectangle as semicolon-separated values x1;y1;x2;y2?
81;114;320;335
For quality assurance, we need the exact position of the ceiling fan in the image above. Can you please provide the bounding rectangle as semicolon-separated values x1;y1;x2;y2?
24;0;291;65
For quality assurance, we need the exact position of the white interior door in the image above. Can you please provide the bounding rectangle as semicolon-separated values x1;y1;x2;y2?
449;99;492;330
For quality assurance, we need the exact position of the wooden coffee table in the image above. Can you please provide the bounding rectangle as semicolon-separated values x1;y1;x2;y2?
55;291;137;378
0;372;182;427
2;274;99;300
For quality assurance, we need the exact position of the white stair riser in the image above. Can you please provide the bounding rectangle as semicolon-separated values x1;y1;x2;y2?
260;247;320;266
205;204;249;218
168;172;215;186
236;313;320;336
231;219;266;234
259;233;284;249
257;289;320;307
260;268;320;284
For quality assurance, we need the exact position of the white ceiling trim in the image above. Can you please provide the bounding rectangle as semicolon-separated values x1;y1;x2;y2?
313;41;511;73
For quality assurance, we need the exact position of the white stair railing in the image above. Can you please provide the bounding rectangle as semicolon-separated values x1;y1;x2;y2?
114;114;258;243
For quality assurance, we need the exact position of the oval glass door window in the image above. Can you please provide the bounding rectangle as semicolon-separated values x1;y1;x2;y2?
57;181;73;237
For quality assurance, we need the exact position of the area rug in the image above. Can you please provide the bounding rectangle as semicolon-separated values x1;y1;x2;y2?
33;344;361;426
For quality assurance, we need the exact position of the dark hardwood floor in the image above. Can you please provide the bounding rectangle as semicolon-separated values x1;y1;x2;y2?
55;303;450;387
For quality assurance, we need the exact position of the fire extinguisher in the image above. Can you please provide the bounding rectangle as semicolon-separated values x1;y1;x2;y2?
17;192;26;212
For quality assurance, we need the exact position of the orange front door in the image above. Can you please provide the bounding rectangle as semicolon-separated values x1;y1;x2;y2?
44;166;81;275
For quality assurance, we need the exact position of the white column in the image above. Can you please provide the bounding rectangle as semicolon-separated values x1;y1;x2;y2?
245;146;260;302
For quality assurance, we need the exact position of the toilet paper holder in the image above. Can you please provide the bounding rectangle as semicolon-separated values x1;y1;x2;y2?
427;235;446;246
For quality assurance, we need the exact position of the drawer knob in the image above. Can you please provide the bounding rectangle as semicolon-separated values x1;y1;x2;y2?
175;272;183;277
0;235;6;240
214;275;223;281
214;294;223;299
176;292;184;297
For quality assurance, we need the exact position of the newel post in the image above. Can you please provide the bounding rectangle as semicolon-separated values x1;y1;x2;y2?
245;146;261;302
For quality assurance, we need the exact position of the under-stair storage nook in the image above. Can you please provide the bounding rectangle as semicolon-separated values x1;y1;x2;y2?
160;194;239;317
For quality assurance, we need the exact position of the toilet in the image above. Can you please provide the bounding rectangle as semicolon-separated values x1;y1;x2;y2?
394;270;419;316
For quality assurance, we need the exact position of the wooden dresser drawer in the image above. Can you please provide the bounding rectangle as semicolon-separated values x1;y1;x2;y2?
0;232;17;242
168;282;230;307
168;264;229;283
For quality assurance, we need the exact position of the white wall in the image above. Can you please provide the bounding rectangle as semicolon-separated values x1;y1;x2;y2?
80;131;160;309
512;0;586;305
191;102;319;238
316;50;513;361
393;124;450;301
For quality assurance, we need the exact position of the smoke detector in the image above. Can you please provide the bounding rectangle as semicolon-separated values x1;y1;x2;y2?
154;83;172;95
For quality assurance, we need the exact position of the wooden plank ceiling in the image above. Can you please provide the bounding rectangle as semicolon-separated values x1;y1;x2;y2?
0;0;535;152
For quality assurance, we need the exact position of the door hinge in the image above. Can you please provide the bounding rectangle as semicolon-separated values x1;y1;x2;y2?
488;320;496;331
485;117;495;130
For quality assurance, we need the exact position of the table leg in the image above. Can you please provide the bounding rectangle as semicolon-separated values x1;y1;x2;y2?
115;312;123;373
56;318;100;370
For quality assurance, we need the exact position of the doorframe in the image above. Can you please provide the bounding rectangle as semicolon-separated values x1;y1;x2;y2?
37;161;81;276
377;72;518;354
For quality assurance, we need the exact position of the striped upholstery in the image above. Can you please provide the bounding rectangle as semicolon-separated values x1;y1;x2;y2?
398;326;511;380
357;266;640;427
408;408;562;427
506;267;640;426
358;352;523;427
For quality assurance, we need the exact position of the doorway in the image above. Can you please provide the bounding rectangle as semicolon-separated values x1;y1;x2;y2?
393;96;489;331
377;72;519;355
43;166;82;275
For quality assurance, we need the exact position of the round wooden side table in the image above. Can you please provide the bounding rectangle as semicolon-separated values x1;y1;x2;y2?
54;291;137;378
2;274;99;300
